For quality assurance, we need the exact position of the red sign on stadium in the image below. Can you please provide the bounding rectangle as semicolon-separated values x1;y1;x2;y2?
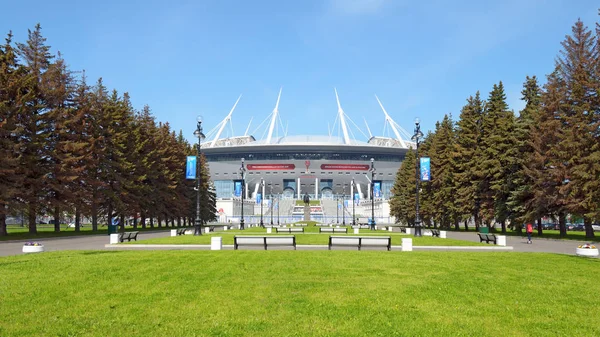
320;164;370;170
246;164;296;171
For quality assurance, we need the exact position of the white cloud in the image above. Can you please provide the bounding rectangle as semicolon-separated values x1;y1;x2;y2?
329;0;389;15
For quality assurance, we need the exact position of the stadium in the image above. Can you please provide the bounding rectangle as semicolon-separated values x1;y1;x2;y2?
202;89;417;224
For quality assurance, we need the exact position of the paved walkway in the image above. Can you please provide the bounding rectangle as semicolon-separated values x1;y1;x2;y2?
1;229;597;257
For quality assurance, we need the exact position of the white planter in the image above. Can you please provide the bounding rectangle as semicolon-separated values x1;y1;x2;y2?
401;238;412;252
440;230;447;239
496;235;506;246
267;227;272;233
23;245;44;253
406;228;412;235
109;233;119;244
211;237;222;250
388;226;393;232
171;229;177;237
576;248;599;257
353;228;359;234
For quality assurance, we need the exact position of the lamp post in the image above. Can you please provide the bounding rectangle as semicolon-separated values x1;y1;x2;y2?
342;185;346;226
270;189;274;225
369;158;376;230
193;116;206;236
352;178;356;227
336;194;340;224
411;118;424;237
259;178;264;227
277;193;280;225
239;158;246;230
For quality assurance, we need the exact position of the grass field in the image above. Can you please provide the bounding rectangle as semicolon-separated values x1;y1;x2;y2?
1;225;181;241
133;228;485;246
0;251;598;336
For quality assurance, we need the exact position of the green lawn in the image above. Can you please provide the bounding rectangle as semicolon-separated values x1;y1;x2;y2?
0;251;597;336
295;200;321;205
1;224;181;241
132;227;486;246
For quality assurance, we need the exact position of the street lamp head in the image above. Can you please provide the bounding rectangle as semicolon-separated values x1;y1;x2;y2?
371;158;374;163
241;157;245;163
414;117;420;125
193;129;206;140
197;115;203;123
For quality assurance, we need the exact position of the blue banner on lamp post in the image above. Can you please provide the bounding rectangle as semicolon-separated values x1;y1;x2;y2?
186;156;197;180
420;157;431;181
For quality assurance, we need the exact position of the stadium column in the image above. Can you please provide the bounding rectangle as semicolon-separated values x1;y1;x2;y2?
315;178;318;200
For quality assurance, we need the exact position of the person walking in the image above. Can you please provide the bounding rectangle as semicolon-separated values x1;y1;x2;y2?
526;223;533;244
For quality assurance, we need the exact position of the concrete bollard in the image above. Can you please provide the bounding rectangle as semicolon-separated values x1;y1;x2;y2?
497;235;506;246
170;229;177;237
211;237;222;250
336;225;340;228
354;228;359;234
204;227;210;233
110;233;119;244
440;230;447;239
267;227;272;233
406;228;412;235
401;238;413;252
224;226;228;231
388;226;393;232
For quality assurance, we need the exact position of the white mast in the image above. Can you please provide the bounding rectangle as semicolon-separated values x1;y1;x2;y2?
375;95;407;148
266;88;282;144
210;95;242;147
335;88;351;145
244;117;253;136
364;117;373;138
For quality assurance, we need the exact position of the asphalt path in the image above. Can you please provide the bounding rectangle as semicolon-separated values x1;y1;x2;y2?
1;229;598;257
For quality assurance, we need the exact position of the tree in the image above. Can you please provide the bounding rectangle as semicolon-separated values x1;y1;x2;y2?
389;149;416;225
0;32;23;236
477;82;517;233
553;20;598;239
454;92;485;230
15;24;55;234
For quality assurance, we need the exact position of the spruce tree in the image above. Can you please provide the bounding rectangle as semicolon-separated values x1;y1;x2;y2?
454;92;485;230
389;149;416;225
0;32;23;236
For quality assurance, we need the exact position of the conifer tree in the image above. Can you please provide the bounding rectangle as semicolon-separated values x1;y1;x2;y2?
15;24;55;234
553;20;598;239
389;149;416;225
0;32;23;236
454;92;485;231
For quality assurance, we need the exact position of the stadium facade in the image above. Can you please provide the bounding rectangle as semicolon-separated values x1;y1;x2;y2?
203;89;416;223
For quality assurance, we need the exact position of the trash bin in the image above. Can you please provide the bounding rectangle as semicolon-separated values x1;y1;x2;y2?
108;223;118;235
479;227;489;234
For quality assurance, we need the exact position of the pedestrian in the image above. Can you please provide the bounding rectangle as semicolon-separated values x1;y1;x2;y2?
526;223;533;244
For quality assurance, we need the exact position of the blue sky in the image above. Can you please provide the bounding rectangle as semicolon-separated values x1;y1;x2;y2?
2;0;599;144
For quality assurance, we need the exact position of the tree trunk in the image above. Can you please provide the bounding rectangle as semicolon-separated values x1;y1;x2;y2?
536;217;543;236
75;207;81;232
501;220;506;234
119;214;125;232
107;205;113;233
150;216;154;228
474;213;480;232
141;212;146;229
28;203;37;234
171;217;175;228
91;201;98;231
463;220;469;231
558;212;567;237
584;217;595;239
53;206;60;232
454;219;459;231
0;206;7;236
177;217;181;228
133;215;138;229
157;215;162;228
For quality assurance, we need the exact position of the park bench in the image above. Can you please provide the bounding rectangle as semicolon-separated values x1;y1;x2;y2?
176;228;186;235
431;229;440;237
276;227;304;233
234;235;296;250
319;227;348;233
119;231;139;242
477;232;497;244
328;236;391;251
399;226;407;233
293;223;308;227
